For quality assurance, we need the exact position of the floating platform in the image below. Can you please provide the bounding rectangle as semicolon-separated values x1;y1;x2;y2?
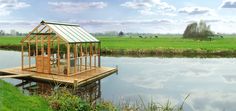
0;66;117;86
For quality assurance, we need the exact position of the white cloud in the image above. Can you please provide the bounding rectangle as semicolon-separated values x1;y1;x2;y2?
0;0;30;16
121;0;176;16
179;7;215;15
221;0;236;8
187;91;236;111
48;1;107;13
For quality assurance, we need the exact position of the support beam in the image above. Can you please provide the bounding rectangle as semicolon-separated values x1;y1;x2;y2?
47;33;51;73
67;44;70;76
80;43;83;72
41;35;44;72
85;43;87;70
28;42;31;68
90;43;92;69
21;43;24;70
98;42;101;67
94;43;97;67
57;37;60;74
36;32;38;56
74;44;78;73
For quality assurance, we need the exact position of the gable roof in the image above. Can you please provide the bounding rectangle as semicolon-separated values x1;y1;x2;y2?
22;20;99;43
42;21;99;43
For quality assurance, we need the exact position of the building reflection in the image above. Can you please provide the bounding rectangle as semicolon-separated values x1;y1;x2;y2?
15;79;101;104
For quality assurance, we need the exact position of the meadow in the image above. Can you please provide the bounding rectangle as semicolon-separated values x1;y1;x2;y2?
1;35;236;57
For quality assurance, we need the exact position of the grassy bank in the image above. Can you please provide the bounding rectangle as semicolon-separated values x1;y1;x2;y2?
0;80;187;111
1;36;236;57
0;80;52;111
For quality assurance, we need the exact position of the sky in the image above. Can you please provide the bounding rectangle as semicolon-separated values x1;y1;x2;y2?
0;0;236;34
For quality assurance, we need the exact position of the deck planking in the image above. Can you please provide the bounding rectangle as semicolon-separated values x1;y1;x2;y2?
0;66;117;86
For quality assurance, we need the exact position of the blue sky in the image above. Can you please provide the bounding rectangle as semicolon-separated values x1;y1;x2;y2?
1;0;236;34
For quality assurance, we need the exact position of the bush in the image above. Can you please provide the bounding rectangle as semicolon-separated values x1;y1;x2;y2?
47;88;91;111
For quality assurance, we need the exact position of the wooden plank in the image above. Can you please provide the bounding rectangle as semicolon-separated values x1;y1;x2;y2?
0;74;32;79
0;66;117;85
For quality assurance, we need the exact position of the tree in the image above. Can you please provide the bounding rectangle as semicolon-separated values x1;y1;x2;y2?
118;31;124;37
183;20;213;40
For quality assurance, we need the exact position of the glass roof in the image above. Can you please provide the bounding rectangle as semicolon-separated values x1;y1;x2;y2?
45;21;99;43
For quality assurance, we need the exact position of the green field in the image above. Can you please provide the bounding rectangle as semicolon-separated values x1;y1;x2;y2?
99;36;236;50
1;36;236;56
1;36;236;50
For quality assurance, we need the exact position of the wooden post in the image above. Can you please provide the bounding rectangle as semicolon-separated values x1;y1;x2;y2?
36;33;38;56
74;44;78;73
28;42;31;68
80;43;83;72
98;42;101;67
21;43;24;70
57;37;60;74
89;43;92;69
67;44;70;76
94;43;96;67
48;34;51;73
85;43;87;70
41;35;44;72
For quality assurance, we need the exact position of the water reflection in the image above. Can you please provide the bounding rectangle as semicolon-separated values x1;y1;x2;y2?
14;79;101;104
2;50;236;111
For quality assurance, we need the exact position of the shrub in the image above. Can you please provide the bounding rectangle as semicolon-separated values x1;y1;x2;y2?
47;88;91;111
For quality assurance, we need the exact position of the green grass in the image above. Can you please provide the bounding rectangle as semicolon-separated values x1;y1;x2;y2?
1;35;236;50
0;36;23;46
1;35;236;56
98;35;236;51
0;80;52;111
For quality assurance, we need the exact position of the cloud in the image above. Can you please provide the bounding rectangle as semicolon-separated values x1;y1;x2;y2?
178;7;214;15
48;1;107;13
221;0;236;8
77;19;173;26
222;75;236;83
0;20;38;32
121;0;176;16
187;91;236;111
0;0;30;16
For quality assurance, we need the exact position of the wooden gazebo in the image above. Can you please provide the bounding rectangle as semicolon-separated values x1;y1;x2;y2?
21;20;101;76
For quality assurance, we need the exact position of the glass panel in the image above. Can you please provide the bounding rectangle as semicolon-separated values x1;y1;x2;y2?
54;25;76;42
61;25;83;42
67;26;86;42
77;27;99;42
48;24;73;42
70;26;91;42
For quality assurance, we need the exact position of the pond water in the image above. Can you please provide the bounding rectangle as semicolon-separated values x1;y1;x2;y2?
1;50;236;111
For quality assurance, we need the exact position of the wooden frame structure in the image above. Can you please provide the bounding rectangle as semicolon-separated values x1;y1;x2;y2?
21;20;101;76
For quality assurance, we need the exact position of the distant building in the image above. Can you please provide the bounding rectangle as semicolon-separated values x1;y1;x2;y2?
10;29;17;36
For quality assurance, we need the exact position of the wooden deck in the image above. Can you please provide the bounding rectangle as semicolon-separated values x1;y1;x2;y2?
0;66;117;86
